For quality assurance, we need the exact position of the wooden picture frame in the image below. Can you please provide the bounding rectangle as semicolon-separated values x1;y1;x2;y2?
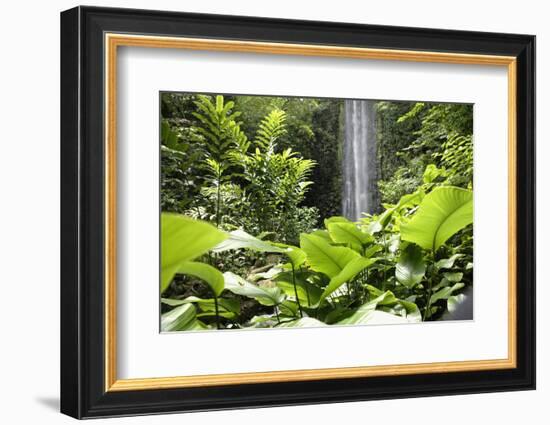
60;5;535;419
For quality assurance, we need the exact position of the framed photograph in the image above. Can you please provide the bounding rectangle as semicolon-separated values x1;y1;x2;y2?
60;6;536;419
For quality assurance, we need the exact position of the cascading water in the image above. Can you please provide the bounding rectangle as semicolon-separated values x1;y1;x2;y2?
342;100;378;221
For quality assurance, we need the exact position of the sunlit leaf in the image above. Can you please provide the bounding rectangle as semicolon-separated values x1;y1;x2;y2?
443;271;463;283
162;296;240;314
224;272;285;306
320;256;378;303
300;233;359;278
401;186;473;251
435;253;464;269
430;282;465;304
327;222;374;252
277;317;327;328
274;272;322;307
337;293;411;325
213;229;287;253
160;303;208;332
161;214;227;293
177;261;225;297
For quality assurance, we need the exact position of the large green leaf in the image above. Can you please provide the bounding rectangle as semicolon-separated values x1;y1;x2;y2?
160;303;207;332
213;229;287;253
324;216;352;227
342;309;412;325
277;317;327;328
327;222;373;252
177;261;225;297
309;229;333;242
395;244;426;288
377;190;424;229
430;282;465;304
337;294;411;326
365;286;422;322
300;234;359;278
284;246;307;267
274;271;322;307
161;214;227;292
435;253;464;269
162;296;240;314
223;272;285;306
400;186;473;251
320;256;377;303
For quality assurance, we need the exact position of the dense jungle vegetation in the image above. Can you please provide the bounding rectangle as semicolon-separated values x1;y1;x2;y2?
160;93;474;331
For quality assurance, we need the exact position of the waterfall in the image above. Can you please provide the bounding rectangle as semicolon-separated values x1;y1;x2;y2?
342;100;378;221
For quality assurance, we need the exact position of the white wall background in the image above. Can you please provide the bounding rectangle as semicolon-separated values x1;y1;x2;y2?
0;0;544;423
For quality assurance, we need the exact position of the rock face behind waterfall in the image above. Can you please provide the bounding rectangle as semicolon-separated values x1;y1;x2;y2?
342;99;379;221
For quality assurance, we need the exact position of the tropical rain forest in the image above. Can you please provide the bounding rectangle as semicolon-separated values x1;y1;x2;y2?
160;93;474;332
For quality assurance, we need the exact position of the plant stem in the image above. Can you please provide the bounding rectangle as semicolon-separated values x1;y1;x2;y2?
382;233;389;292
214;295;221;329
215;172;222;228
274;305;281;324
291;263;304;318
423;252;436;321
305;285;311;309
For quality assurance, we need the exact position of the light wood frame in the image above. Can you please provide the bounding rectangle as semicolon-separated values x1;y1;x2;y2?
104;33;518;392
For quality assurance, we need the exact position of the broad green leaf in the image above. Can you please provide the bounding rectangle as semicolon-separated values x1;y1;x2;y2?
177;261;225;297
353;309;415;325
430;282;465;304
323;306;355;324
324;216;352;228
274;272;322;307
423;164;447;184
272;243;307;267
162;296;240;314
327;222;374;252
248;314;279;327
364;286;421;322
395;244;426;288
365;220;383;234
277;317;327;328
160;303;207;332
308;229;333;242
443;271;463;282
337;296;411;325
432;277;450;291
435;253;464;269
396;300;422;322
300;234;359;278
401;186;473;251
213;229;287;253
197;311;236;319
248;267;283;282
320;256;377;303
224;272;285;306
161;214;227;292
363;244;383;258
279;300;300;317
285;247;307;267
377;191;424;229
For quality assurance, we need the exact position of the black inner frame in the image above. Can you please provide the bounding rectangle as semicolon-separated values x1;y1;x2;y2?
60;6;535;419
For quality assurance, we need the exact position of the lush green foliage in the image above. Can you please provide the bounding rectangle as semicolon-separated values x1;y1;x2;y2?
160;94;474;331
161;181;473;330
377;102;473;204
